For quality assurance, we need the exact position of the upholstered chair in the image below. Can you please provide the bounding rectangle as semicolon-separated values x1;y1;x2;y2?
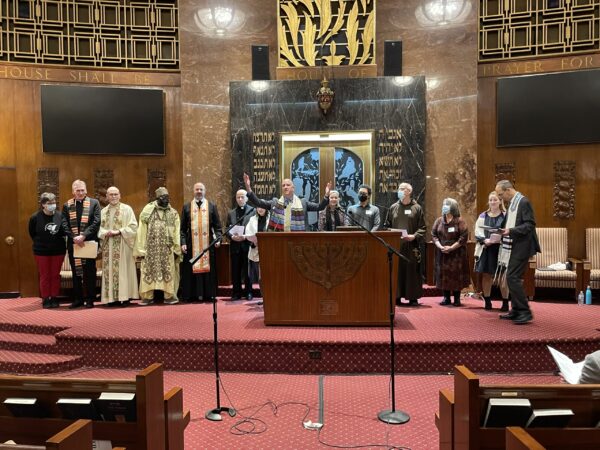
583;228;600;292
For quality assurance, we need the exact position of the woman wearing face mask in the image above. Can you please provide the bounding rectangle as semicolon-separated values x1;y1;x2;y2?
317;190;345;231
28;193;67;309
431;198;470;306
245;207;270;299
474;191;509;311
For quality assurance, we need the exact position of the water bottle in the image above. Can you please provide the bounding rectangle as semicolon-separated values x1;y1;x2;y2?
578;291;584;306
585;285;592;305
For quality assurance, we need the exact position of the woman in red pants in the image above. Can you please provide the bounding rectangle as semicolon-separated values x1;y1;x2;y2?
28;192;66;308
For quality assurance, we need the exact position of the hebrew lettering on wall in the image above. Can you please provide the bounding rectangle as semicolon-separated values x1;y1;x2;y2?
252;132;278;198
376;128;402;192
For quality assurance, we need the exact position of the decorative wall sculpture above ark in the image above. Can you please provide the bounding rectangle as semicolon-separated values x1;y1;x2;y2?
495;162;516;186
37;168;59;204
553;160;576;220
278;0;375;67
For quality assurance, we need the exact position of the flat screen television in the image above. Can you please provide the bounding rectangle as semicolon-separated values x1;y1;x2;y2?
496;69;600;147
41;85;165;155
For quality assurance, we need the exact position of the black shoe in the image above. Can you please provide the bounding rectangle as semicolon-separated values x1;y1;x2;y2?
246;293;253;300
453;301;462;307
499;311;517;320
440;298;451;306
42;298;51;309
50;297;60;308
69;301;84;309
85;301;94;309
408;300;419;306
513;312;533;324
500;301;509;312
484;297;492;310
120;300;131;307
231;295;241;301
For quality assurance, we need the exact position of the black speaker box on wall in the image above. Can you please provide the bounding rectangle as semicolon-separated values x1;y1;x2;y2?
252;45;270;80
383;40;402;76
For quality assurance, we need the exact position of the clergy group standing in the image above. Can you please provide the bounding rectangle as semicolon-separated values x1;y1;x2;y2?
98;186;139;306
179;182;222;302
134;187;182;304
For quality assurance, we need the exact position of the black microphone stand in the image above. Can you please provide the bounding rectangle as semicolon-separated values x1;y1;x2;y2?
189;209;253;421
339;207;411;425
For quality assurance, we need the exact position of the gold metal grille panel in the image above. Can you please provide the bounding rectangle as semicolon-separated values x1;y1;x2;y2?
0;0;179;69
479;0;600;62
278;0;375;67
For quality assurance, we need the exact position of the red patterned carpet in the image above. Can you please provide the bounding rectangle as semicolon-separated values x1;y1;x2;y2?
48;367;561;450
0;295;598;375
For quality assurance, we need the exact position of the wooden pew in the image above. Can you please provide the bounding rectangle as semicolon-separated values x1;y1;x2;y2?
0;419;124;450
436;365;600;450
0;363;186;450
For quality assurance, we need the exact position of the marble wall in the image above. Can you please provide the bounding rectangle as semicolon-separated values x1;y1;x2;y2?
229;77;426;215
179;0;477;232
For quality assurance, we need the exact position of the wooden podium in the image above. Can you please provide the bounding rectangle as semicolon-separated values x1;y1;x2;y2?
257;231;402;326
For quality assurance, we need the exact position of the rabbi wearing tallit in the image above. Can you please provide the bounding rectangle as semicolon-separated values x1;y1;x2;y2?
494;180;541;325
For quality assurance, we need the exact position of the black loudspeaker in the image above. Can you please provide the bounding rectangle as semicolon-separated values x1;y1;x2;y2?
251;45;270;80
383;40;402;76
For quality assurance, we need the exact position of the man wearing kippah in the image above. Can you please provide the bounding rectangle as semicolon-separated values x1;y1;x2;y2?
133;187;182;305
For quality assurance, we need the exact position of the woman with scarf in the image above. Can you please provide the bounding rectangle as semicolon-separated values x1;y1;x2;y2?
244;207;269;296
474;191;509;311
29;192;66;309
432;198;470;307
317;190;344;231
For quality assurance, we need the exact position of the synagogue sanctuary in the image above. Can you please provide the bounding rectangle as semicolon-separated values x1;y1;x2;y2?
0;0;599;448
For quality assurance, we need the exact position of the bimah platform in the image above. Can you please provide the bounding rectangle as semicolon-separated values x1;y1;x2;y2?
257;231;402;326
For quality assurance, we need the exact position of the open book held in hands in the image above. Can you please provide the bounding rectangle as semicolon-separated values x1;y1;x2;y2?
547;346;585;384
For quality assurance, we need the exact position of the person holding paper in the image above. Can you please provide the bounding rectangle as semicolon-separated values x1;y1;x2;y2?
579;350;600;384
62;180;101;309
244;173;331;231
317;190;345;231
29;192;66;309
385;183;426;306
495;180;541;325
245;207;269;296
134;187;182;305
98;187;139;307
474;191;508;311
179;182;222;303
346;184;380;231
432;198;470;307
226;189;254;300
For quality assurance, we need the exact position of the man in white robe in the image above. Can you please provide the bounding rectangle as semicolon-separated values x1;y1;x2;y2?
98;186;139;306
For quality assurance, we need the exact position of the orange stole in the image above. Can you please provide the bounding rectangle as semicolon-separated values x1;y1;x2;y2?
191;200;210;273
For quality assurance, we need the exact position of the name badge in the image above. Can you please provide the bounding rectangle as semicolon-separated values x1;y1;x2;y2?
448;227;456;233
404;209;411;215
366;210;372;215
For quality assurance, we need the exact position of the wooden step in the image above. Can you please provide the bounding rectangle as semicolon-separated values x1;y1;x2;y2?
0;350;82;374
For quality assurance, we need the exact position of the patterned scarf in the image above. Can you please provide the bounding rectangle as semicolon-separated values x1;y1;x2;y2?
191;200;210;273
494;192;523;285
268;195;305;232
67;197;91;276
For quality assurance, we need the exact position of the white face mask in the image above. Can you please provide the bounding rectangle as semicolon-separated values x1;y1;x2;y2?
397;190;405;201
45;203;57;212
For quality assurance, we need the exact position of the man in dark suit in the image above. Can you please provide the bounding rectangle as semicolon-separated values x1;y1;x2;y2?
62;179;101;309
226;189;254;300
495;180;541;324
180;182;222;302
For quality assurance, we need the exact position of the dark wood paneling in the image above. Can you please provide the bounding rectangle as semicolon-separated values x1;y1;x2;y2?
0;75;182;296
477;72;600;260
